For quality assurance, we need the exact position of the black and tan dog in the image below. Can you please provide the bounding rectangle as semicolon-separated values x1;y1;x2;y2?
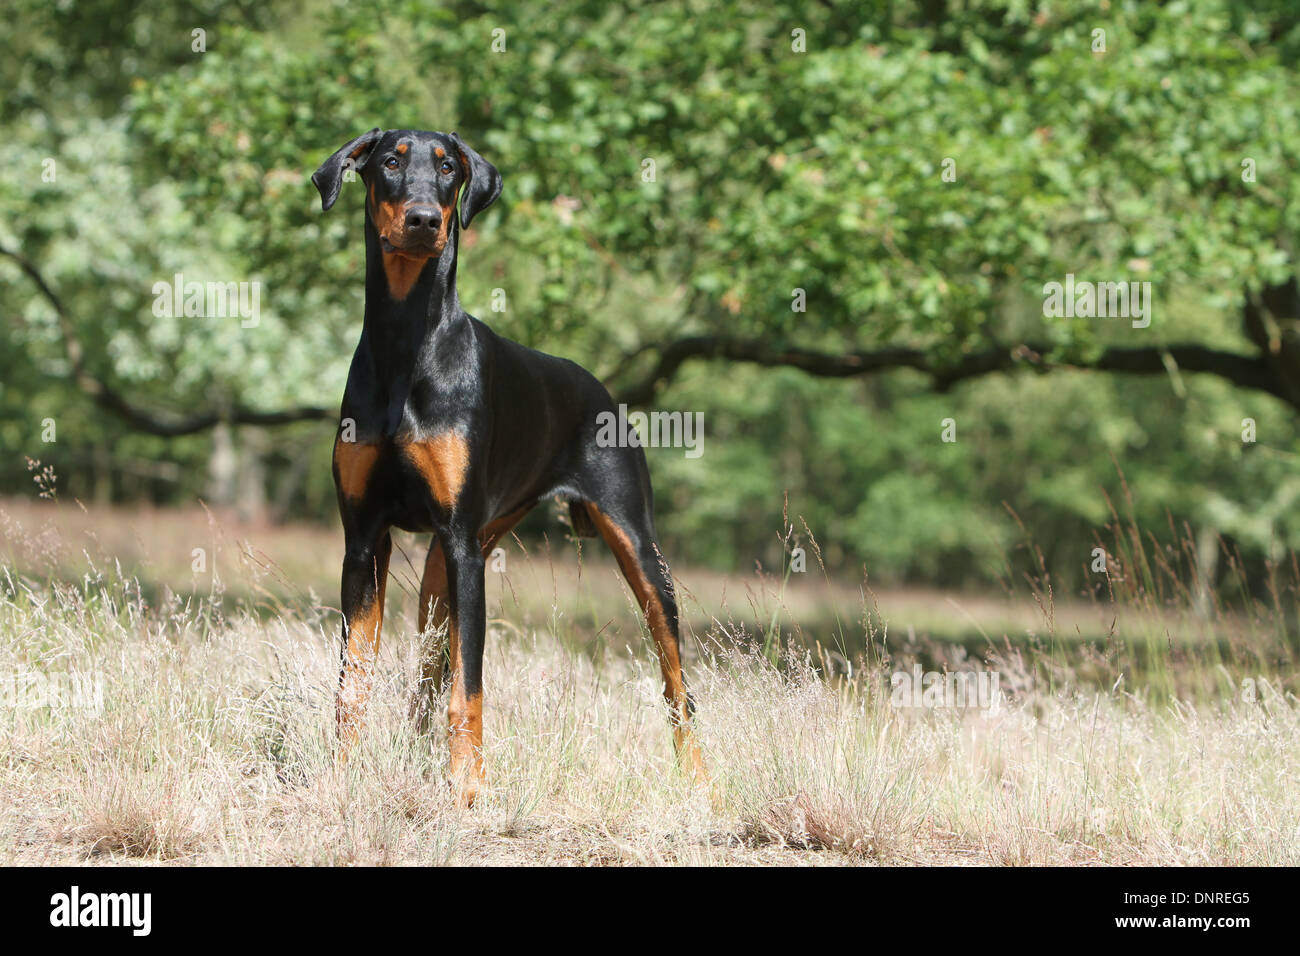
311;128;705;804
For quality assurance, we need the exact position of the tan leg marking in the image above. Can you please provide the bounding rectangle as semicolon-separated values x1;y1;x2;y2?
447;686;483;807
478;503;534;552
411;540;451;732
336;535;392;754
585;504;707;783
411;504;534;743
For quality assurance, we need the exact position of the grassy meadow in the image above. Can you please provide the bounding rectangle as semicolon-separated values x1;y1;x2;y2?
1;495;1298;866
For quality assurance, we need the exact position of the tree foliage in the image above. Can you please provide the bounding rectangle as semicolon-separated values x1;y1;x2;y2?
3;0;1300;587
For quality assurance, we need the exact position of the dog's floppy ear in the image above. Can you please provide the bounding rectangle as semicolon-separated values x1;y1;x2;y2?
311;128;383;212
450;132;502;228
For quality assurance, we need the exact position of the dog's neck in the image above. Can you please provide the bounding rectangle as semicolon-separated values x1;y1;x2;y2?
362;215;462;322
359;216;467;382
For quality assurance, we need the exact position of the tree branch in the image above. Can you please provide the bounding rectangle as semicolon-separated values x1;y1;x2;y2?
5;242;1290;435
1;244;334;437
613;335;1290;408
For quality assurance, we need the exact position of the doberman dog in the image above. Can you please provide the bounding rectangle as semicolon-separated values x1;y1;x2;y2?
311;128;705;805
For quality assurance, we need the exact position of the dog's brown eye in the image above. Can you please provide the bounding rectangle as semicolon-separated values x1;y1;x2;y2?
384;156;399;170
439;160;455;175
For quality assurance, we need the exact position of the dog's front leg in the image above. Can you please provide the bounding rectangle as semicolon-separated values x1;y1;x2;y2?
439;529;487;806
336;529;392;757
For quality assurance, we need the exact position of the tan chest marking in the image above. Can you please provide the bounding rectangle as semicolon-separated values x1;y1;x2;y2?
334;442;381;501
401;432;470;509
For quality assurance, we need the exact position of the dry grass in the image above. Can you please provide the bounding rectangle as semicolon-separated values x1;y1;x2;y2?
1;499;1298;866
0;496;1112;645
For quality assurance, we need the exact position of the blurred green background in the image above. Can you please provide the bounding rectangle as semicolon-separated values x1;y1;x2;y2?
3;0;1300;595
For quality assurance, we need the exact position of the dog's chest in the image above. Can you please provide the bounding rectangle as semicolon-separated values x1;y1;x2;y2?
333;428;471;521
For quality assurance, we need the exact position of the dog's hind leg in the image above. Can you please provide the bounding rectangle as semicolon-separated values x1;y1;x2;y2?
411;538;451;734
576;475;707;785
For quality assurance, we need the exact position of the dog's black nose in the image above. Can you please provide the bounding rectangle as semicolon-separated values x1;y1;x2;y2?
405;205;442;233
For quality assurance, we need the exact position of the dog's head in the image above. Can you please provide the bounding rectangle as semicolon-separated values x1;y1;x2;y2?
312;128;502;259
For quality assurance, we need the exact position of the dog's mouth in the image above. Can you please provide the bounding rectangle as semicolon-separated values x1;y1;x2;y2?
380;235;444;258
